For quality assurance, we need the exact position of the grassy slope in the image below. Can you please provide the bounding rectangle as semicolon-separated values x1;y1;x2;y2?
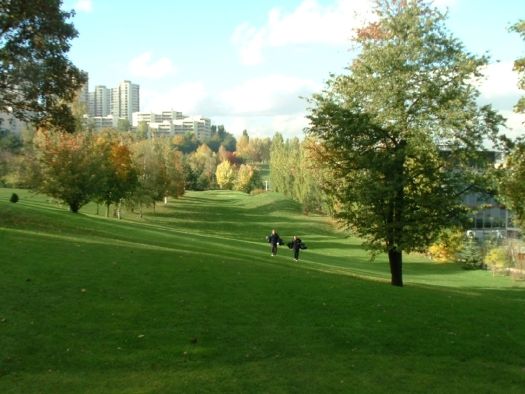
0;189;524;393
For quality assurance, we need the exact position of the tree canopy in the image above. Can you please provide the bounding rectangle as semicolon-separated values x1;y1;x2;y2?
307;0;504;286
0;0;86;131
510;20;525;116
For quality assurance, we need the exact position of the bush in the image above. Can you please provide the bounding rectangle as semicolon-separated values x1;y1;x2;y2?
427;228;464;262
485;246;511;269
9;192;19;203
456;238;486;270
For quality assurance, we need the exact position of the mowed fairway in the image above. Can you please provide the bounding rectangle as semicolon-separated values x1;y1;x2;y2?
1;189;525;393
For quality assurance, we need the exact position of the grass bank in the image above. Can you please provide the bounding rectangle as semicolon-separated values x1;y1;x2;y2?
1;189;524;393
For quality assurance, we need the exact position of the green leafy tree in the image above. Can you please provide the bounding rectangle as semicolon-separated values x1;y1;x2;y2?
499;20;525;229
510;20;525;115
0;0;87;131
172;133;198;154
269;133;287;193
117;119;131;132
135;121;149;139
249;137;271;163
307;0;504;286
500;143;525;228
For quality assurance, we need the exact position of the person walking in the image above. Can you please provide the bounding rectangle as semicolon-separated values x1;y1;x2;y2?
290;235;303;262
268;229;281;256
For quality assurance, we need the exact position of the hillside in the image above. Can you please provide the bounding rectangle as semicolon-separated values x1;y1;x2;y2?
1;189;524;393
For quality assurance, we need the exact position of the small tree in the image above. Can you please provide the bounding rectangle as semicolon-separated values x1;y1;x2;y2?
9;193;19;203
32;129;102;212
94;133;138;218
234;164;259;193
216;160;236;190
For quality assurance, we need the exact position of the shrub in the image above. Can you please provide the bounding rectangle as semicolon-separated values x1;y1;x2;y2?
427;228;464;262
9;192;19;203
485;246;511;269
456;238;486;270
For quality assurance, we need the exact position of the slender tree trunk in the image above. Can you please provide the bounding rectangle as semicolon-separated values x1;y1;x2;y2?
388;248;403;287
105;203;111;218
117;200;121;220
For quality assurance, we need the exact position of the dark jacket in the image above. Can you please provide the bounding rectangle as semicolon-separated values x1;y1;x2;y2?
268;233;281;245
291;238;302;251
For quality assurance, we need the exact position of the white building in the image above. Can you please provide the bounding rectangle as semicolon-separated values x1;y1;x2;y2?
132;112;163;125
84;114;116;130
111;80;139;124
132;111;211;140
93;85;112;117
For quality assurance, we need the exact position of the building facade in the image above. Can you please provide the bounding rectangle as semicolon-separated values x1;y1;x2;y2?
132;111;211;140
112;80;139;124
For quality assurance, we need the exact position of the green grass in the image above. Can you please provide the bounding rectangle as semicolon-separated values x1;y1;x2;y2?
1;188;525;393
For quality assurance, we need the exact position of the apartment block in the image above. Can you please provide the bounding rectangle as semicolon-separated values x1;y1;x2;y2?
112;80;139;124
132;111;211;140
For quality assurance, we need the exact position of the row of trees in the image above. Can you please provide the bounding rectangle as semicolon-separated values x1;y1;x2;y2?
2;126;271;215
269;133;329;214
23;130;184;215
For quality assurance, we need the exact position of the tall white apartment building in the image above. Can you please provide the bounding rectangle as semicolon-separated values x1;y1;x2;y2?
94;85;112;117
112;80;139;124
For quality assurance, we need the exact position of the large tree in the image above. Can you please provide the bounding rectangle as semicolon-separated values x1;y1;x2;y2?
307;0;504;286
510;20;525;116
0;0;86;131
499;20;525;228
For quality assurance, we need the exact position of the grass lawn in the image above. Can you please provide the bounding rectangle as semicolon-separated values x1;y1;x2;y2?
1;188;524;393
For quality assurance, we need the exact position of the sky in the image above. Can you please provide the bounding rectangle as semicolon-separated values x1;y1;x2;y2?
62;0;524;139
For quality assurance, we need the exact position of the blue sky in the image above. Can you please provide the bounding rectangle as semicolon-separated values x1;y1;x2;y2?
62;0;524;139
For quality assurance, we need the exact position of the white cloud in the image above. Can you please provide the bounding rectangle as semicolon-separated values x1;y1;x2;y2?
74;0;92;13
128;52;176;80
219;74;320;115
478;62;521;100
141;82;207;114
213;114;308;139
232;0;374;65
500;110;525;140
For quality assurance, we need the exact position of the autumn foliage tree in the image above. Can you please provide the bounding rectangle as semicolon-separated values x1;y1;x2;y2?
307;0;504;286
94;133;138;218
32;129;102;212
215;160;236;190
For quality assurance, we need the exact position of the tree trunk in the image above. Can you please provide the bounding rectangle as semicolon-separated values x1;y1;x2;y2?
388;248;403;287
69;201;80;213
117;200;121;220
105;203;111;218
